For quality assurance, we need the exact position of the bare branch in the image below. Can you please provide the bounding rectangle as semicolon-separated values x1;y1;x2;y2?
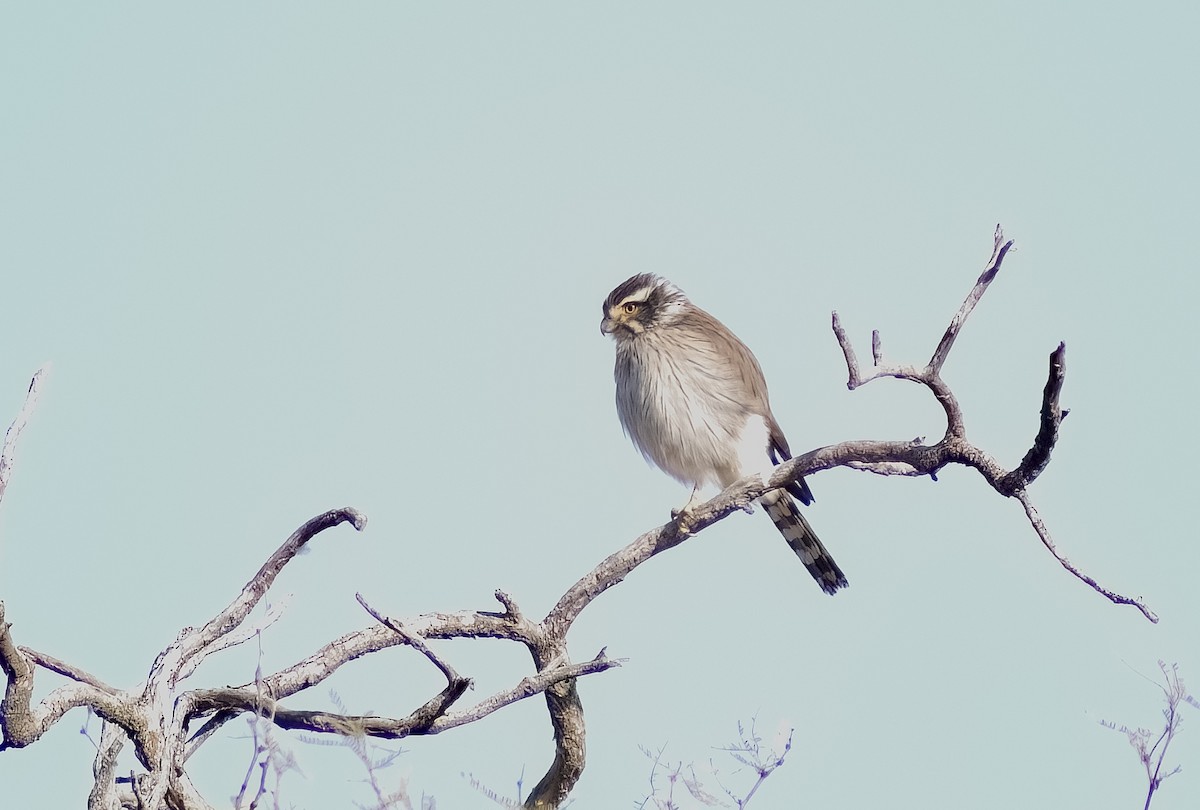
251;603;537;707
88;721;126;810
2;226;1153;810
0;601;36;749
203;597;291;660
1005;342;1067;489
0;608;130;754
929;225;1014;373
824;229;1150;621
0;365;48;508
523;643;587;809
1103;662;1192;810
830;311;864;389
356;593;474;730
545;522;690;635
844;460;923;476
443;651;616;737
164;507;367;688
184;709;239;762
483;589;525;622
18;647;117;694
188;652;619;740
356;593;470;690
1015;491;1157;622
0;608;131;751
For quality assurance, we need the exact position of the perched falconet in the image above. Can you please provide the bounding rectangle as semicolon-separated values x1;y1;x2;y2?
601;273;847;595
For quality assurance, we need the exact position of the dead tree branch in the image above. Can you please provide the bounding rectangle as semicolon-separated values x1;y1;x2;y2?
0;226;1153;809
0;365;47;508
822;226;1151;621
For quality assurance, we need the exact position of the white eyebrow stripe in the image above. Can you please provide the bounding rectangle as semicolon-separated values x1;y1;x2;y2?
617;286;655;306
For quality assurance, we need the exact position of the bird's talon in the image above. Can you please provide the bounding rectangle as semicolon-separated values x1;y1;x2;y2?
672;508;695;534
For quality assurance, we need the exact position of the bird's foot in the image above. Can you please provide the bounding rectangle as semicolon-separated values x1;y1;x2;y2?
671;503;697;533
671;487;704;534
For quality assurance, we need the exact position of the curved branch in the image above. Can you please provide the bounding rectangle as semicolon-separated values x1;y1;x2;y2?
1004;342;1067;490
1;226;1154;810
161;507;368;688
259;602;537;701
187;652;618;740
824;229;1149;621
181;592;545;753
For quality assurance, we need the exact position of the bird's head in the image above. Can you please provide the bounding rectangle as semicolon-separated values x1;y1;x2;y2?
600;274;688;339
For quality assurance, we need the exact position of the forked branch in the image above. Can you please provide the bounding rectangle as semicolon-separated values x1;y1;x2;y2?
0;226;1155;810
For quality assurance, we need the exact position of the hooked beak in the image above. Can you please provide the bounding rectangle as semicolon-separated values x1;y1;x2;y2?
600;316;617;336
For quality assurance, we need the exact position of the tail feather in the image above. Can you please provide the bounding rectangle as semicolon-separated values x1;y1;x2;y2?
761;490;848;595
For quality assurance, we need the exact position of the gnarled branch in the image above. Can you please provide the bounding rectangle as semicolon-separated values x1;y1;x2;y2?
0;227;1154;810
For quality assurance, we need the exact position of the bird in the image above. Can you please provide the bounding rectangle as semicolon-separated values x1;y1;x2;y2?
600;273;848;595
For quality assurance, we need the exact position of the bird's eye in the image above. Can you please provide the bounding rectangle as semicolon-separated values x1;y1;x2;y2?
623;302;638;314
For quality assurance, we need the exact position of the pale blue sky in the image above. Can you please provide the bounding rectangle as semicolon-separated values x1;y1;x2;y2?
2;3;1198;808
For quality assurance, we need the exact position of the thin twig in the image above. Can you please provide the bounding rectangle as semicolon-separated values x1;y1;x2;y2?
1015;491;1157;622
1102;662;1190;810
357;592;474;731
356;593;468;687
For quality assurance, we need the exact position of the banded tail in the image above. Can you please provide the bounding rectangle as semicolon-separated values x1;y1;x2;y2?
761;489;848;595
